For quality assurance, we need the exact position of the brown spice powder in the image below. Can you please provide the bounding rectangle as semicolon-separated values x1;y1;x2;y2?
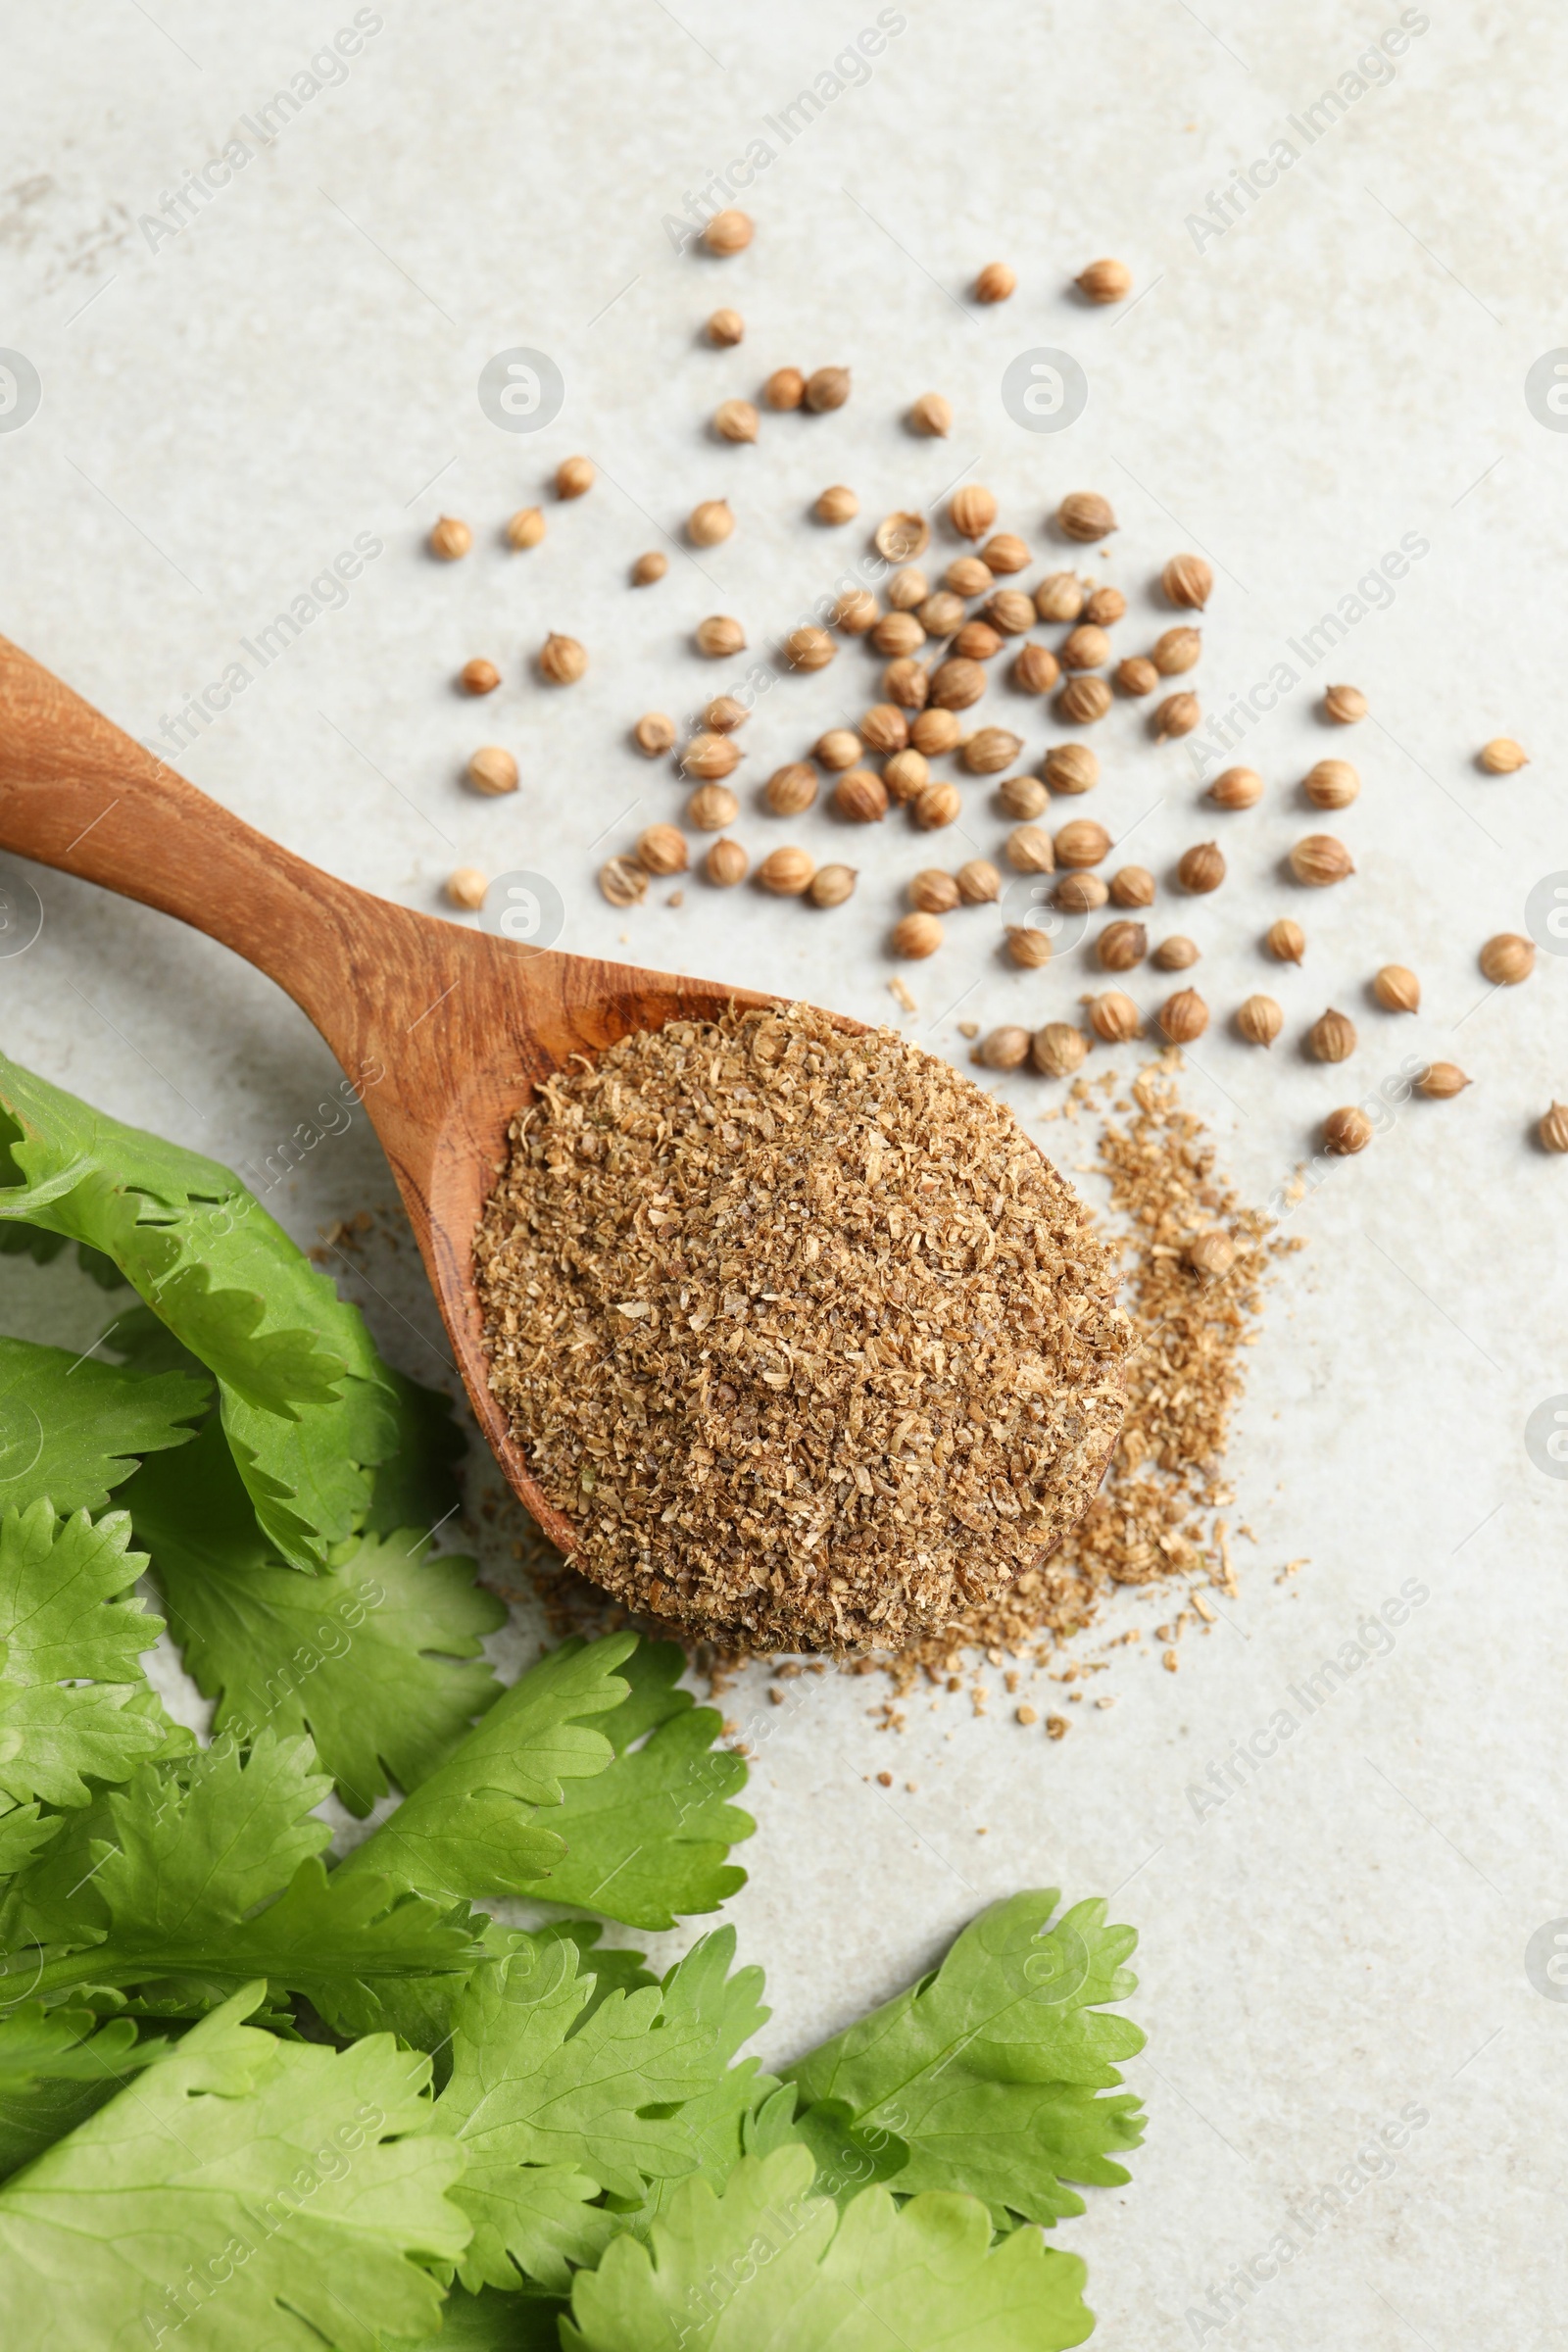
474;1002;1130;1651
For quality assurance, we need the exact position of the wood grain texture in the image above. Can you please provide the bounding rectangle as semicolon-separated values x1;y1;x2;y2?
0;632;786;1553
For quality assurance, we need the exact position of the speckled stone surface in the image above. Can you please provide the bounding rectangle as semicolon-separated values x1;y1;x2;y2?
0;5;1563;2341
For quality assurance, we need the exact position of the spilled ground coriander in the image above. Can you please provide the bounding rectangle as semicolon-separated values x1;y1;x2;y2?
474;1001;1131;1651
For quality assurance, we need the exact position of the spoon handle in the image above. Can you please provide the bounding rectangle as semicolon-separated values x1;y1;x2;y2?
0;632;368;1030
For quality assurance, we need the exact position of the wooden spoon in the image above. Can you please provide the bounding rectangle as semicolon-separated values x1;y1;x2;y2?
0;633;793;1554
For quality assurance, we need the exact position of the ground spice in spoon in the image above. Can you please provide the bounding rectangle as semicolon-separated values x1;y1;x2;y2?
474;1001;1130;1650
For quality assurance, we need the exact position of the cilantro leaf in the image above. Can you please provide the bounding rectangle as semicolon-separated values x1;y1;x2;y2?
785;1890;1147;2228
0;1501;166;1809
338;1635;638;1902
0;1053;397;1570
18;1733;483;2014
0;2006;169;2180
564;2145;1097;2352
407;2286;569;2349
130;1417;504;1812
364;1367;469;1538
511;1642;753;1931
0;1333;208;1514
434;1925;768;2294
0;1982;469;2350
0;1223;125;1290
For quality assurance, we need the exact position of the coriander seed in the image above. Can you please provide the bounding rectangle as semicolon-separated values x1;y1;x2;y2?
913;781;962;829
1110;865;1155;907
1236;994;1283;1048
429;514;471;560
911;709;963;757
598;856;647;906
953;620;1002;662
1323;1106;1372;1154
765;366;806;410
1324;683;1368;723
956;858;1001;903
1414;1062;1469;1099
1055;872;1109;913
1158;988;1208;1043
1153;935;1200;970
1098;919;1147;970
1161;553;1212;609
631;550;668;585
446;866;487;910
1062;622;1112;670
680;731;741;779
1479;736;1528;774
1054;817;1111;867
950;484;998;540
1265;916;1305;961
1089;991;1142;1043
974;261;1016;303
833;768;889;822
887;566;930;610
712;399;758;443
1289;834;1353;886
1154;691;1200;740
505;506;545;550
460;658;501;695
858;704;908;755
805;365;851;411
1116;656;1158;696
1035;572;1085;622
1210;765;1263;809
688;498;734;546
908;391;953;436
986;589;1036;635
1307;1007;1356;1062
1373;964;1420;1012
1188;1231;1236;1278
766;762;818;814
633;710;677;757
1006;825;1055;873
1539;1103;1568;1152
808;863;858;907
835;587;880;632
538;632;587;684
883;749;930;802
1032;1022;1088;1076
1152;626;1201;675
695;614;746;656
1086;587;1126;627
467;745;518;796
929;656;987;710
883;657;931;709
1056;491;1117;542
978;1025;1030;1068
1480;933;1534;984
981;533;1030;574
1057;676;1113;724
687;782;739;830
999;773;1049;819
909;868;960;912
947;555;994;596
1303;758;1359;808
962;726;1023;774
815;483;859;524
702;694;748;732
1177;841;1225;893
814;728;862;771
894;910;945;956
758;845;814;895
703;208;753;254
1076;257;1132;303
705;837;750;885
785;623;836;670
1012;644;1061;694
875;510;930;561
637;823;688;876
556;455;594;499
1044;744;1099;796
918;590;966;634
873;611;927;658
1005;925;1053;967
707;306;744;345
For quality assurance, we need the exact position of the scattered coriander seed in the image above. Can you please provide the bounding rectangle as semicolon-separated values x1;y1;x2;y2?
883;657;931;710
887;566;930;610
1177;841;1225;893
978;1024;1030;1068
1289;835;1353;886
764;366;807;410
929;656;987;710
894;910;945;956
962;726;1023;774
814;728;862;771
834;587;880;632
805;365;851;411
1035;572;1086;622
703;695;748;733
556;456;595;499
873;610;927;658
986;589;1036;635
956;858;1002;904
1044;744;1100;796
1089;991;1142;1042
695;614;746;656
1005;824;1055;873
1012;644;1062;694
974;261;1016;303
785;623;836;670
1098;919;1148;970
1323;1105;1372;1154
918;590;966;635
703;208;753;255
766;761;819;814
1054;817;1111;868
1005;925;1053;967
538;632;587;684
1153;935;1200;970
1265;916;1306;961
1210;765;1263;809
833;768;889;822
859;703;909;755
815;483;859;524
688;497;734;545
1161;553;1212;609
1089;590;1129;629
1480;932;1534;984
707;306;745;345
630;550;668;585
1479;736;1528;774
1109;864;1155;907
909;869;960;913
1373;964;1420;1012
1056;491;1117;542
712;399;759;443
429;514;472;561
505;506;546;550
1032;1021;1088;1076
1307;1007;1357;1062
1154;690;1200;741
1116;656;1159;697
758;845;814;895
913;780;962;829
687;782;739;830
1062;623;1112;670
1323;683;1368;723
636;823;689;876
1056;871;1109;913
1076;257;1133;303
981;533;1030;574
705;837;750;885
1057;676;1113;725
1188;1230;1237;1278
1303;758;1359;809
1152;626;1201;675
947;555;995;596
1159;988;1209;1043
1539;1102;1568;1152
953;620;1003;662
460;658;501;695
999;773;1049;819
599;855;647;906
680;732;741;779
882;749;930;803
1236;994;1283;1047
950;484;999;540
911;709;963;756
446;865;487;910
1415;1062;1469;1099
908;391;953;436
875;510;930;561
633;711;677;757
808;863;858;907
467;745;518;796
